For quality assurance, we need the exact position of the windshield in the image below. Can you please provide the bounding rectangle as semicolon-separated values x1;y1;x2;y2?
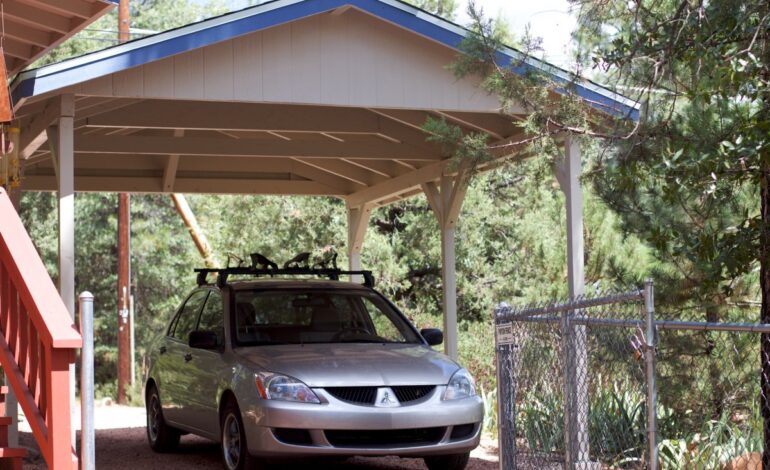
233;289;421;345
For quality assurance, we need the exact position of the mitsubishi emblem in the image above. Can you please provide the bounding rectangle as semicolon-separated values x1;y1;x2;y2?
375;387;400;408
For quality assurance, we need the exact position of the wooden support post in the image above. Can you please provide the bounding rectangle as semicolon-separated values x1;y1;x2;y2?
4;127;21;448
116;193;130;404
421;170;469;360
555;134;589;468
53;93;76;445
347;203;372;281
47;349;75;470
54;98;76;317
171;194;218;268
116;0;133;406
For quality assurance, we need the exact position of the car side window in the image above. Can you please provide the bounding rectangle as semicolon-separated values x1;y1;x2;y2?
197;290;225;347
171;290;209;342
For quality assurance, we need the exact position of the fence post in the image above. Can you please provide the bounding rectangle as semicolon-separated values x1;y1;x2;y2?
643;280;658;470
79;292;95;470
561;306;576;470
495;308;516;470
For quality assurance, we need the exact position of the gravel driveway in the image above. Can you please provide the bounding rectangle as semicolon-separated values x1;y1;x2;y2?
19;405;499;469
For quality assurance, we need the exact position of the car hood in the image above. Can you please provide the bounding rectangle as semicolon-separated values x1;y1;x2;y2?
234;343;459;387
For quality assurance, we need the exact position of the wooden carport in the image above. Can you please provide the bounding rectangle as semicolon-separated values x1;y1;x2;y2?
8;0;639;363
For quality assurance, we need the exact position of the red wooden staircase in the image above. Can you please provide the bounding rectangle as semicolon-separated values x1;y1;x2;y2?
0;187;81;469
0;386;25;469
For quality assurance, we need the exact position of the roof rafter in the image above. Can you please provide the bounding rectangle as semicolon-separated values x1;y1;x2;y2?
74;135;444;161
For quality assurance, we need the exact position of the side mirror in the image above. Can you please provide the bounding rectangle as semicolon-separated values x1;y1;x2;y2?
189;330;219;350
420;328;443;346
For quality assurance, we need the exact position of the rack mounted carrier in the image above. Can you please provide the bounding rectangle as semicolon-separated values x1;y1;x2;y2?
194;252;375;288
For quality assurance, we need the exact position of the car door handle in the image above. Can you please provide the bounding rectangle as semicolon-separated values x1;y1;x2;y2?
159;346;167;354
184;353;193;362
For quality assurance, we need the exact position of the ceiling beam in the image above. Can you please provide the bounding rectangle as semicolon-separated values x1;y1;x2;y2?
432;110;506;140
23;0;97;20
367;108;434;134
3;2;73;34
288;159;360;193
82;101;441;148
74;135;443;160
345;160;450;207
2;37;37;61
19;96;72;159
343;158;408;178
294;158;383;186
22;175;343;196
2;20;55;48
76;98;144;122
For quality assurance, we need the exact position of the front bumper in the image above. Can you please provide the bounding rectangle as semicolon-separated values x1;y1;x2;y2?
240;386;484;457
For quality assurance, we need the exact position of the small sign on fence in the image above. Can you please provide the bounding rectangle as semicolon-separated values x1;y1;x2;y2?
496;322;514;345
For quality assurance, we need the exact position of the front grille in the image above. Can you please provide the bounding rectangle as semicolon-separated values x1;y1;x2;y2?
325;387;377;405
393;385;435;403
325;427;446;448
325;385;436;406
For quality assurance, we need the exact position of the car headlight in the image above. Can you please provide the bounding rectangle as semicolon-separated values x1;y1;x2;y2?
255;373;320;404
442;368;476;401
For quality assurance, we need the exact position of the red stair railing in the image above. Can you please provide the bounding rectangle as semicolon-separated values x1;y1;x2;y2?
0;187;81;469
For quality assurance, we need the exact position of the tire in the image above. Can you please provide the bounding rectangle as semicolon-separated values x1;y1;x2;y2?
146;385;181;452
220;399;263;470
424;452;471;470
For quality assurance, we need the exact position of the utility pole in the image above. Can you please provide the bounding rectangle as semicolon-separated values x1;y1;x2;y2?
116;0;131;405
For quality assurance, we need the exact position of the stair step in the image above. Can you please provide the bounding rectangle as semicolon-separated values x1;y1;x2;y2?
0;417;12;426
0;447;26;458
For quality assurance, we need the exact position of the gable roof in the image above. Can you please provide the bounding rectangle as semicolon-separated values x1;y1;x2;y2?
10;0;640;121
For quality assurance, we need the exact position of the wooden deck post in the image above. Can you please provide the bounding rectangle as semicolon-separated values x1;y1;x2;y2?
421;171;469;360
51;94;77;445
347;203;372;282
4;127;21;448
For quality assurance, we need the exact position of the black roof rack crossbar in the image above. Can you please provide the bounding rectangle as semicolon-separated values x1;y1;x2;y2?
194;267;375;289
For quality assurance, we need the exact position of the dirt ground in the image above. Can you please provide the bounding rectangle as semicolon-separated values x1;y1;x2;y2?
18;405;499;469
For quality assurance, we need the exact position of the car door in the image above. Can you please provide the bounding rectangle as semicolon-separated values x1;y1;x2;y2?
185;289;226;437
160;289;209;426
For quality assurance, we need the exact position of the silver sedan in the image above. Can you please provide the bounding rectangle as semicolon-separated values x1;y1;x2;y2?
145;280;483;470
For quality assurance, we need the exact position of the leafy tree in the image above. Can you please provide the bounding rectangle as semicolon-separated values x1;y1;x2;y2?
437;0;770;459
406;0;458;19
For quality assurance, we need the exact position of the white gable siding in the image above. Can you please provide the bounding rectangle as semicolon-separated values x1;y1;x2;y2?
72;9;501;113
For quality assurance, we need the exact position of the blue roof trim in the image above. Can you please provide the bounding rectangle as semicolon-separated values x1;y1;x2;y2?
12;0;640;121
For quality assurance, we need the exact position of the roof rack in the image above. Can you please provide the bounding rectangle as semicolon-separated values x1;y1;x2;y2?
194;267;375;289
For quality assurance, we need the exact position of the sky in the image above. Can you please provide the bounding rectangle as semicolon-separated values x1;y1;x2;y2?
456;0;576;66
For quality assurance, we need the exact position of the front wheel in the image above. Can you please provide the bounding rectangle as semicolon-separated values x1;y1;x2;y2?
424;452;471;470
146;385;180;452
221;400;263;470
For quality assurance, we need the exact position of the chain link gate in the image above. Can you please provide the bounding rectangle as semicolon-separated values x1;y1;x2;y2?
494;283;656;470
495;281;770;470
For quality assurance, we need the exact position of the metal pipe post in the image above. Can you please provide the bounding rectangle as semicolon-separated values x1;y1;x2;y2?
561;308;576;469
644;280;658;470
79;292;95;470
494;310;515;470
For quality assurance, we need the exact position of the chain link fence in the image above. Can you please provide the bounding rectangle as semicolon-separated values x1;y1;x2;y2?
495;281;770;470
